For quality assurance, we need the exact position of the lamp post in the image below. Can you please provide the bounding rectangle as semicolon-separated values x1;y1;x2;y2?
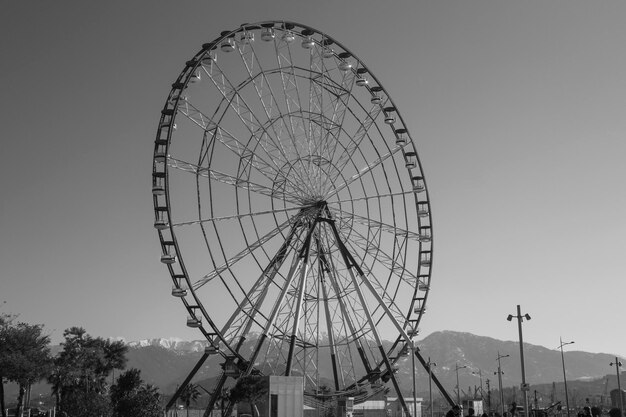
428;357;437;417
472;369;484;400
412;342;417;417
456;363;468;405
558;338;574;417
496;352;510;417
507;305;531;417
610;358;623;415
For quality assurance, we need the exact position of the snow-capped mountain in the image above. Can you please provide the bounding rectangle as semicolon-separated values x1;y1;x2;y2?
125;337;209;352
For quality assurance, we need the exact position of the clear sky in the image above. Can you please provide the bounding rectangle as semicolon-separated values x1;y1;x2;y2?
2;0;625;359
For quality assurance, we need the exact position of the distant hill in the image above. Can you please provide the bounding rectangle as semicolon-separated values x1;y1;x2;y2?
394;331;622;400
4;331;624;407
411;331;619;388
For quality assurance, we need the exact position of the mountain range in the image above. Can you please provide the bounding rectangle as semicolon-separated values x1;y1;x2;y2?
6;331;624;404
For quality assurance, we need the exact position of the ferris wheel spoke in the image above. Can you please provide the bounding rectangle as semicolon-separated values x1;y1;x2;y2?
328;189;416;205
205;60;310;188
305;46;354;169
192;216;298;290
238;40;308;165
221;224;303;345
177;97;220;132
326;145;405;198
311;61;357;167
275;49;332;194
338;224;417;322
328;208;423;242
329;104;384;178
167;157;303;203
177;94;288;186
346;225;417;287
305;47;322;162
171;205;303;228
178;98;289;186
274;41;311;147
307;57;329;167
343;239;406;323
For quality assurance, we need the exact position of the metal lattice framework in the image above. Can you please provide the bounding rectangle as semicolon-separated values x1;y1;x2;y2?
152;21;433;414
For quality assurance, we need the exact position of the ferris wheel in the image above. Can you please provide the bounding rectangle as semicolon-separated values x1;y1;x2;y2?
152;21;434;413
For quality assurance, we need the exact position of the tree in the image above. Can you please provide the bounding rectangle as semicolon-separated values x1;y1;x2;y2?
52;327;128;416
0;321;52;417
110;368;162;417
229;376;269;417
179;383;201;417
0;312;16;417
60;389;112;417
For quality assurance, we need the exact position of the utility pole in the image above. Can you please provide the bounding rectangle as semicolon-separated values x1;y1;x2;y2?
456;363;468;405
507;305;531;417
496;352;510;417
558;338;574;417
610;358;623;414
486;379;491;413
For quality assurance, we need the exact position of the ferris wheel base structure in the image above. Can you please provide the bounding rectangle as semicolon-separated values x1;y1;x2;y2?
152;21;456;416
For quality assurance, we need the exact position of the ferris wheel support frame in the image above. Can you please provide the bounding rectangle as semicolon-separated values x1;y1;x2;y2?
152;20;458;417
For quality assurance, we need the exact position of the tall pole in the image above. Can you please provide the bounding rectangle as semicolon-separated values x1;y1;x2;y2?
517;305;529;417
558;338;574;417
610;358;623;415
429;358;437;417
456;363;467;405
507;305;531;417
486;379;491;413
497;352;509;417
412;342;417;417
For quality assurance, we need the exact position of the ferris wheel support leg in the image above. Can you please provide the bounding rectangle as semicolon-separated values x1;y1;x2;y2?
413;349;456;407
285;261;311;375
320;207;414;345
165;350;211;411
325;218;412;417
337;244;412;345
202;372;229;417
220;224;301;342
245;250;305;374
322;244;373;375
286;219;316;376
319;260;340;391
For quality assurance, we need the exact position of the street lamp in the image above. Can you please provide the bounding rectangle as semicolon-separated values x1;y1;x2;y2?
411;342;417;417
472;369;484;400
557;338;574;417
496;352;510;417
456;363;468;405
610;358;623;415
507;305;531;417
428;357;437;417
